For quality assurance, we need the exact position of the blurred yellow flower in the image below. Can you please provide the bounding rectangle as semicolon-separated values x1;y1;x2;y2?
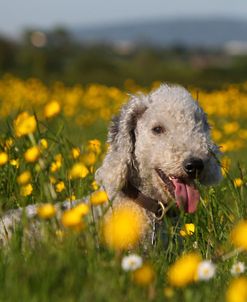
180;223;195;237
61;209;84;230
44;100;61;118
17;170;31;185
90;190;108;205
40;138;48;149
71;147;80;159
226;277;247;302
56;181;65;192
50;154;63;173
234;178;243;187
82;152;96;166
69;163;89;179
167;253;201;287
24;146;40;162
49;176;56;184
54;153;62;162
67;194;76;201
211;129;222;141
132;264;155;286
73;203;89;216
91;180;99;191
87;139;101;154
20;183;33;196
230;220;247;250
0;152;8;165
10;159;19;168
224;122;239;134
103;203;146;250
5;138;14;149
37;203;56;219
50;162;60;173
14;111;37;137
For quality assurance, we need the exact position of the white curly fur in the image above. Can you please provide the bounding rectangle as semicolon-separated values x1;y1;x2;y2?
96;84;222;210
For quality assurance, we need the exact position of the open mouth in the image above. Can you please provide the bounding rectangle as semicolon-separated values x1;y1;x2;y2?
155;168;200;213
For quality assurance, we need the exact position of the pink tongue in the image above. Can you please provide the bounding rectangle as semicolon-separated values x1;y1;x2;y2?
171;179;200;213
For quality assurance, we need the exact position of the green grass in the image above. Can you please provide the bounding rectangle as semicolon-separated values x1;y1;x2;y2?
0;163;246;302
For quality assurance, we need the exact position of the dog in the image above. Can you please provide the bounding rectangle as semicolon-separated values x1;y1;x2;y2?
96;84;222;243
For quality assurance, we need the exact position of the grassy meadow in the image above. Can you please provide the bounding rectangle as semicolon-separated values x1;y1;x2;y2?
0;75;247;302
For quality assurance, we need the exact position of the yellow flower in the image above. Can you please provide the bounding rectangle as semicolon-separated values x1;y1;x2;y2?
20;183;33;196
40;138;48;149
0;152;8;165
5;138;14;149
56;181;65;192
167;253;201;287
87;139;101;154
82;152;96;166
211;129;222;141
230;220;247;250
37;203;56;219
91;180;99;191
14;112;37;137
103;203;146;250
226;277;247;302
180;223;195;237
24;146;40;162
234;178;243;187
223;122;239;134
132;264;155;286
50;154;63;173
17;170;31;185
44;100;61;118
90;190;108;205
69;163;89;179
50;155;62;171
73;203;89;216
10;159;19;168
71;147;80;159
67;194;76;201
61;209;84;230
49;176;56;184
50;162;60;173
54;153;62;162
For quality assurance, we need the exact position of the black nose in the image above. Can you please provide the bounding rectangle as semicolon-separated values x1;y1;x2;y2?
183;157;204;178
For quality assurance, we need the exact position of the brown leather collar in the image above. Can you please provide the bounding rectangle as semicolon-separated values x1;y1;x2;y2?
122;181;177;220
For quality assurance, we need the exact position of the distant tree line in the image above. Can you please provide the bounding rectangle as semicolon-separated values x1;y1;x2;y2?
1;28;247;89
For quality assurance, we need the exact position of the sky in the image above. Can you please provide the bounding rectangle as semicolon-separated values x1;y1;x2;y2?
1;0;247;37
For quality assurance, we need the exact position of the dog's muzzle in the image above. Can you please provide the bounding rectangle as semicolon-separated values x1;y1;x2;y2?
183;157;204;179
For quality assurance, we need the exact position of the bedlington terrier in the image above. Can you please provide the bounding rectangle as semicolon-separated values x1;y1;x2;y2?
96;84;222;241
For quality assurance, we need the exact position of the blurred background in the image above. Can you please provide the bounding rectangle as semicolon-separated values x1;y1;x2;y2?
1;0;247;89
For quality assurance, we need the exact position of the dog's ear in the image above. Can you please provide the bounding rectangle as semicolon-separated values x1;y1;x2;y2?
95;95;148;199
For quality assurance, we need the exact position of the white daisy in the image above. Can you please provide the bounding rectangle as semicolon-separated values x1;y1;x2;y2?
197;260;216;281
121;254;143;272
231;262;245;276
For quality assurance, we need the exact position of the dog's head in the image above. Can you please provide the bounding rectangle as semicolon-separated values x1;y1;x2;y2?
96;84;222;213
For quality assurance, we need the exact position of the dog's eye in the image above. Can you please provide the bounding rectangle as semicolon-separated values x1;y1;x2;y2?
152;126;165;134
